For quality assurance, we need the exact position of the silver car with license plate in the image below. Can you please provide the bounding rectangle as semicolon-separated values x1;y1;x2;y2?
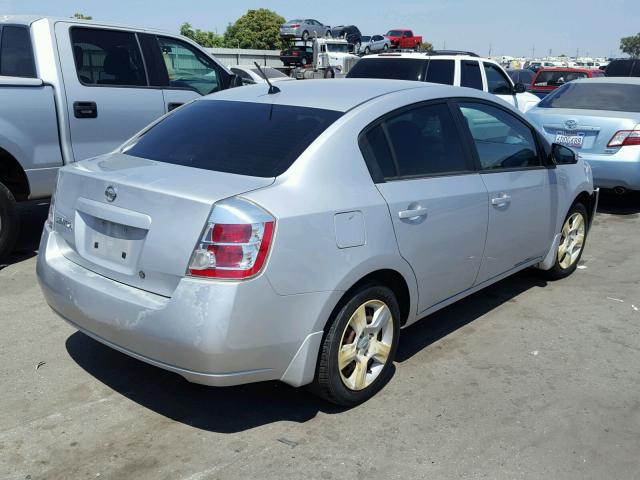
526;77;640;192
37;80;597;406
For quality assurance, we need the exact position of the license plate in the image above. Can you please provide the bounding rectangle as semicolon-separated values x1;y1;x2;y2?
555;131;585;148
83;217;145;268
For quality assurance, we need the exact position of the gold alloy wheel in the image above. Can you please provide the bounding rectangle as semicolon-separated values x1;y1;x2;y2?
558;212;586;269
338;299;394;391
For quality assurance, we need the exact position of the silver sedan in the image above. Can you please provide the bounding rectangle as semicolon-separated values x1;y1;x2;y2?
279;19;330;40
37;80;596;406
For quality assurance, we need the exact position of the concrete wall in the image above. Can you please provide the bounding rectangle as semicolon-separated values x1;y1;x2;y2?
205;47;283;68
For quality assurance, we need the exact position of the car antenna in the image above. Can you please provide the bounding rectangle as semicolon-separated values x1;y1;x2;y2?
253;62;281;94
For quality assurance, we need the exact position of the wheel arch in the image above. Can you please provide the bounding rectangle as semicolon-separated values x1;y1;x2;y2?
0;146;30;201
573;190;594;227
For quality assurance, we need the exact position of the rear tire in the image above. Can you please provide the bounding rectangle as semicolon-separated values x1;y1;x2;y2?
364;46;370;55
311;284;401;406
544;202;588;280
302;30;309;41
383;44;389;51
0;182;19;261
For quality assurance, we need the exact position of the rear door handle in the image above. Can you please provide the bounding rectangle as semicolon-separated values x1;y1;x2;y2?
167;102;183;111
398;207;428;219
73;101;97;118
491;193;511;206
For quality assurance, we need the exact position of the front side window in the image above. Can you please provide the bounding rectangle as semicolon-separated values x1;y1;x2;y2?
0;26;36;78
157;37;221;96
123;100;343;177
459;102;541;170
361;102;471;179
483;63;512;94
70;27;146;86
425;59;454;85
460;60;483;90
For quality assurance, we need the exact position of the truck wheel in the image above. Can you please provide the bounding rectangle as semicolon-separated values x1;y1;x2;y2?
324;68;335;79
383;44;388;51
544;202;588;280
0;182;19;261
311;284;401;406
301;57;307;66
364;46;370;55
325;30;331;38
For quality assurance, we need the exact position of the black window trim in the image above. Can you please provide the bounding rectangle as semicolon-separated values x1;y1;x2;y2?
358;98;479;183
451;97;553;173
0;24;38;79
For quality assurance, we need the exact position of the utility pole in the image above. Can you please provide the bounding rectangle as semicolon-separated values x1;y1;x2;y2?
532;45;535;59
488;43;492;57
443;40;446;50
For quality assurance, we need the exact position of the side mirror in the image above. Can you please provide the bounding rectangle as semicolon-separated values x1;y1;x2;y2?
230;74;244;88
552;143;577;165
513;82;526;94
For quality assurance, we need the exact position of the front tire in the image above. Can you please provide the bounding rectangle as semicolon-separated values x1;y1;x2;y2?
544;202;588;280
311;284;401;406
383;44;389;51
0;181;19;261
364;46;370;55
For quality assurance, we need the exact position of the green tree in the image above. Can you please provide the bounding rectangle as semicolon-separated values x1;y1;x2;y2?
620;33;640;58
223;9;285;50
419;41;434;53
179;22;224;48
72;13;92;20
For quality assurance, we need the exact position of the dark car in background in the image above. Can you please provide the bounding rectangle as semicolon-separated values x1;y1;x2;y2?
280;44;314;66
506;69;535;90
605;59;640;77
530;68;604;98
331;25;362;51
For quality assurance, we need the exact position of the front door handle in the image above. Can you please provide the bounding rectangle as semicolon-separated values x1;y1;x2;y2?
73;101;97;118
491;193;511;206
398;207;428;219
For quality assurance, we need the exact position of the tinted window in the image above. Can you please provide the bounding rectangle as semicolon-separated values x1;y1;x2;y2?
70;27;146;86
460;60;483;90
361;36;371;42
460;103;540;170
124;100;343;177
383;103;470;177
360;125;396;180
538;82;640;112
533;70;588;87
0;26;36;78
605;60;640;77
425;59;454;85
347;58;425;80
250;67;287;79
483;63;512;94
158;37;221;95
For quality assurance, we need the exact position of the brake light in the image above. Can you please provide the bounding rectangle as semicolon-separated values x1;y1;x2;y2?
290;24;300;28
188;198;275;280
607;129;640;147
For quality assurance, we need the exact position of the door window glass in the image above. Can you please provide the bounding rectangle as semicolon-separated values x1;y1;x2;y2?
157;37;221;95
483;63;512;94
379;103;470;178
459;103;541;170
425;60;454;85
0;26;36;78
460;60;483;90
70;27;146;86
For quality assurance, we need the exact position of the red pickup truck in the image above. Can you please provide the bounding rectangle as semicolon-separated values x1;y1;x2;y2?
385;29;422;50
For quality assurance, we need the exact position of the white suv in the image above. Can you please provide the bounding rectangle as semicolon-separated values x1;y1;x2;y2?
347;51;540;113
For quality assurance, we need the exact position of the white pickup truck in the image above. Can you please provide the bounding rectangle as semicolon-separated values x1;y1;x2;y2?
0;16;240;259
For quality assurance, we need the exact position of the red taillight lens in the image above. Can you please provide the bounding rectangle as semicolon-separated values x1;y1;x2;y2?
290;24;300;28
607;130;640;147
188;198;275;280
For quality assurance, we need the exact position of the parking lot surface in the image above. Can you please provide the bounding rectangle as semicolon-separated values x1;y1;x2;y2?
1;193;639;480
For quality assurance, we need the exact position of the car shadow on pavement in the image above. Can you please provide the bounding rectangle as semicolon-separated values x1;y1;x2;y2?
596;190;640;215
0;201;48;271
65;268;547;433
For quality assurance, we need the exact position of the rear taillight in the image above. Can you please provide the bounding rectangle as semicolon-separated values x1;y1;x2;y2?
290;24;300;28
608;128;640;147
188;197;275;280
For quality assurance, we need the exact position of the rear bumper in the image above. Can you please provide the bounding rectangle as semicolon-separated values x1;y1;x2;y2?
580;151;640;190
37;228;339;387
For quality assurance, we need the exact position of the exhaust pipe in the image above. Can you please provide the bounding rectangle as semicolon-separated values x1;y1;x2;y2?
613;186;627;195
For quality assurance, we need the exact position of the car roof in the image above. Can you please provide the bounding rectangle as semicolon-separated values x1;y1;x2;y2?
0;15;179;36
202;78;477;112
362;52;498;63
535;68;591;73
570;77;640;85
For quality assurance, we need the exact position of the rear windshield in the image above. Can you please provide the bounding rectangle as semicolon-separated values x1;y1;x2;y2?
533;70;587;87
606;60;640;77
347;58;425;81
124;100;343;177
251;67;287;79
387;30;403;36
538;82;640;112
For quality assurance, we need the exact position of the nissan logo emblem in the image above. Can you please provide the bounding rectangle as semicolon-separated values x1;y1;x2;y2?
105;185;117;202
565;120;578;130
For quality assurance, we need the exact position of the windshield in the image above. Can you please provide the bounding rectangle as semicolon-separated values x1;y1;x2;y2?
361;36;371;42
534;71;588;87
347;58;425;80
538;82;640;112
326;43;349;53
386;30;403;36
250;67;287;79
124;101;343;177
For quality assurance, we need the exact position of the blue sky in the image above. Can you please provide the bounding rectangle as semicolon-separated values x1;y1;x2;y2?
2;0;638;57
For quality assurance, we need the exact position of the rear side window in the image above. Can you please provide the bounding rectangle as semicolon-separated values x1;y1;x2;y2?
124;100;343;177
533;70;587;87
0;26;36;78
70;27;146;86
425;60;454;85
605;60;639;77
538;82;640;112
346;58;426;81
460;60;483;90
361;102;471;179
483;63;512;94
